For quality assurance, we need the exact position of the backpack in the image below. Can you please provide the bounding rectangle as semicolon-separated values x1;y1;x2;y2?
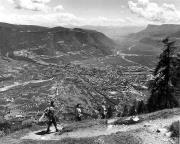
45;106;55;119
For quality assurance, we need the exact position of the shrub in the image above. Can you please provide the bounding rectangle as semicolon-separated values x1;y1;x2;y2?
0;121;11;131
169;121;179;137
10;123;23;132
0;131;5;137
0;121;11;135
22;119;34;128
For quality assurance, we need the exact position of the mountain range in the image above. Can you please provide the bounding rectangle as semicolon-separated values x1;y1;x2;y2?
129;24;180;39
0;22;116;64
119;24;180;56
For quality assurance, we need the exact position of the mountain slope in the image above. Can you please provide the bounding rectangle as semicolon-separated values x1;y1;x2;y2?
0;22;116;63
121;24;180;57
78;25;144;39
129;24;180;40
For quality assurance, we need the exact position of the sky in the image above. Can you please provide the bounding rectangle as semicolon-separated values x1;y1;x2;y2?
0;0;180;27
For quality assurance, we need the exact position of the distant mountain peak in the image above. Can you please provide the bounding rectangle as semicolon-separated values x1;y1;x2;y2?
129;23;180;40
146;24;159;30
146;24;180;31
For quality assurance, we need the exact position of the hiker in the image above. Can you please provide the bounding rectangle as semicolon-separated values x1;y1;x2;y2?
75;104;82;121
114;105;121;117
129;100;138;116
101;102;108;119
97;107;103;119
44;101;58;133
107;105;113;119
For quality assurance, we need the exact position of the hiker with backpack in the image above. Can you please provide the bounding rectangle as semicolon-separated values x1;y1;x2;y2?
101;102;108;119
44;100;59;133
75;104;83;121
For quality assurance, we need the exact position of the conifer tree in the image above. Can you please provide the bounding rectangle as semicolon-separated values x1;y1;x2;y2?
147;38;179;112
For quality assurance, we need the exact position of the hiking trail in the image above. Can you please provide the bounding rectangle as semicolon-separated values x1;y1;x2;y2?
18;115;180;144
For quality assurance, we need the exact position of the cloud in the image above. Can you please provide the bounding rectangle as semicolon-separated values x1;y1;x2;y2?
32;0;50;3
0;5;5;11
0;10;132;27
0;2;130;27
8;0;51;12
88;16;126;26
128;0;180;23
54;5;64;12
0;0;142;27
0;11;85;26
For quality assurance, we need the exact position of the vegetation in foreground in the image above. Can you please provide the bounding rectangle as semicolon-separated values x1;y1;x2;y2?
169;121;179;138
147;38;179;112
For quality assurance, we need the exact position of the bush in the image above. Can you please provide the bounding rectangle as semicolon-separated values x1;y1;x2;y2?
0;131;5;137
0;121;11;131
0;118;36;136
169;121;179;137
10;123;23;132
10;119;35;132
0;121;11;135
22;119;34;128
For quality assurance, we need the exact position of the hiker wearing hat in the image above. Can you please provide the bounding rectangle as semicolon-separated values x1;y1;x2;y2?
44;101;59;133
101;102;108;119
75;104;83;121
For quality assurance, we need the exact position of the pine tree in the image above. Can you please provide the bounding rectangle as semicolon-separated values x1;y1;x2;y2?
147;38;179;112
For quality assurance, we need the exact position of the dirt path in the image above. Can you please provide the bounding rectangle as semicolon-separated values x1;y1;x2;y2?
19;115;180;143
132;116;180;144
0;79;53;92
0;111;179;144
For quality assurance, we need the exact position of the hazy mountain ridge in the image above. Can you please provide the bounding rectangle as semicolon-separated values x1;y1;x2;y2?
120;24;180;57
74;25;145;45
129;24;180;39
0;22;116;64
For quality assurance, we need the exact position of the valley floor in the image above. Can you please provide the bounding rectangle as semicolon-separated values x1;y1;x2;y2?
0;108;180;144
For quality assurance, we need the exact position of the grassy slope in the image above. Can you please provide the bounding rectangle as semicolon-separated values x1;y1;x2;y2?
114;108;180;125
1;108;180;144
19;133;141;144
0;119;141;144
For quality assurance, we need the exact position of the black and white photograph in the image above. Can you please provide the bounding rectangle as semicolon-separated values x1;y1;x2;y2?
0;0;180;143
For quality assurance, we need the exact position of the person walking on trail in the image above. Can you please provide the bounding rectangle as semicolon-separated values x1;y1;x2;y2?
97;107;103;119
44;101;59;133
102;102;108;119
75;104;82;121
107;105;113;119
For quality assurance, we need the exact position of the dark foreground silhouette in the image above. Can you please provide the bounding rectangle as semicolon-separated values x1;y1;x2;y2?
35;130;55;135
